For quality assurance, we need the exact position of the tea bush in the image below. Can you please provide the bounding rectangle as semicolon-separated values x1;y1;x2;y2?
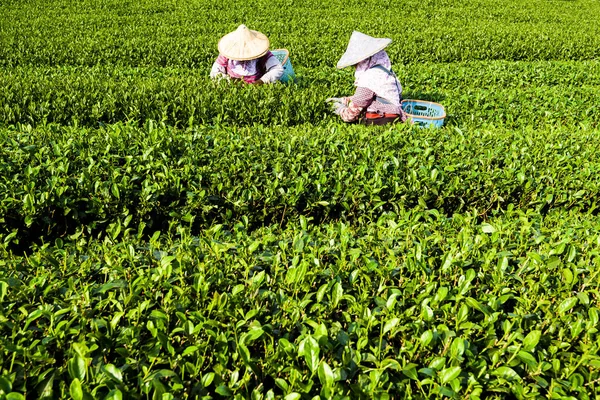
1;208;599;398
2;122;600;246
1;0;600;398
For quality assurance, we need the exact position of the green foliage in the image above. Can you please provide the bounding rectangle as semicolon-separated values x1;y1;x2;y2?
1;122;600;244
1;61;600;128
1;0;600;398
1;210;600;398
1;0;600;68
0;67;333;128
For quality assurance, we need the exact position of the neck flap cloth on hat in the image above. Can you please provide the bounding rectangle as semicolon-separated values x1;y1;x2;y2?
354;51;402;106
228;59;259;77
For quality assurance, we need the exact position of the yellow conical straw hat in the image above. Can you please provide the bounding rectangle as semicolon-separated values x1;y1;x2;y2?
218;24;270;61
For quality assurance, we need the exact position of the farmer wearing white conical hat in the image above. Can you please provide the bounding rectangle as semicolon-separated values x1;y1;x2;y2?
210;25;284;84
327;31;407;125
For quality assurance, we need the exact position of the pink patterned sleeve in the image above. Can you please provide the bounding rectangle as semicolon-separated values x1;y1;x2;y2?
348;87;376;108
339;102;363;122
210;55;228;79
338;87;375;122
216;54;228;67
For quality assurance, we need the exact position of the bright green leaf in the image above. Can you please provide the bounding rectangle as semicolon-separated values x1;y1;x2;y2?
558;297;578;314
522;330;541;351
69;379;83;400
103;364;123;383
493;366;521;381
439;366;461;384
318;361;334;388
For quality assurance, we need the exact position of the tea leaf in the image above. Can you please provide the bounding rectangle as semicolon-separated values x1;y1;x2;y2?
439;366;461;384
103;364;123;383
493;367;521;381
522;330;541;351
69;379;83;400
558;297;578;314
318;361;334;388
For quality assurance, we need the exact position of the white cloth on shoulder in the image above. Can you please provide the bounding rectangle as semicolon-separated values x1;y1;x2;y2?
354;50;402;107
228;59;258;77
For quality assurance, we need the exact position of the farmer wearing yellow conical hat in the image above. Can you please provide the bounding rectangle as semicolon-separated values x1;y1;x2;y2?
327;31;407;125
210;25;284;84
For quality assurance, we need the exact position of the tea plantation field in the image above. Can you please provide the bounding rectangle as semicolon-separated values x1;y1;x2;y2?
1;0;600;398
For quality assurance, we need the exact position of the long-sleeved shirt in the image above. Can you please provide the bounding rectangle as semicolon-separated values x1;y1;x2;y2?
210;53;284;84
339;87;405;123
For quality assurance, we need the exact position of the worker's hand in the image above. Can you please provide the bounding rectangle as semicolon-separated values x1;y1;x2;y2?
330;102;345;115
212;73;230;82
253;79;264;86
326;97;343;104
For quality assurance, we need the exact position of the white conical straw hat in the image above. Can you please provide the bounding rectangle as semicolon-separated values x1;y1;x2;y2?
218;24;270;61
336;31;392;69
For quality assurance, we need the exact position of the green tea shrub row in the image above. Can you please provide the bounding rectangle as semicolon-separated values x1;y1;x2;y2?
2;0;600;67
0;67;331;128
2;122;600;244
1;208;598;398
1;61;599;129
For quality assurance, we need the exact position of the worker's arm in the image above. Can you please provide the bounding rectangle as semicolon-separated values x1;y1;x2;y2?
210;55;229;80
338;87;375;122
258;54;284;84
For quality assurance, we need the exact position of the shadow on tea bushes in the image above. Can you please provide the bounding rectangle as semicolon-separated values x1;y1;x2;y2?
0;208;599;398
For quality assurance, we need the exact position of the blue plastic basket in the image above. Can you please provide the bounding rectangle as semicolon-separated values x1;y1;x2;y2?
271;49;296;83
401;99;446;128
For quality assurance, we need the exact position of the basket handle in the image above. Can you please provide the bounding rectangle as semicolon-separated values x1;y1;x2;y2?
272;48;289;65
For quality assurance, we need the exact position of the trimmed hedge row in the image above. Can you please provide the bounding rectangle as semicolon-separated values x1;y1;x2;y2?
1;122;599;245
2;0;600;68
1;207;599;398
1;61;599;128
